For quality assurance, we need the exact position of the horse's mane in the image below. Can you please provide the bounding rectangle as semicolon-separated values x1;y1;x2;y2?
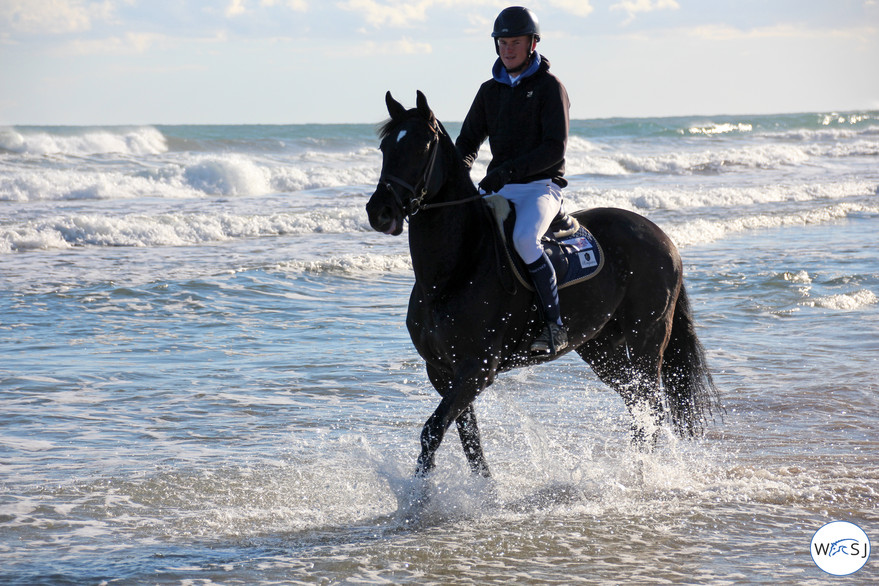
377;117;397;141
377;110;431;140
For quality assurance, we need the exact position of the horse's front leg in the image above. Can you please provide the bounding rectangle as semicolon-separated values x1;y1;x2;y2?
416;364;491;478
456;404;490;477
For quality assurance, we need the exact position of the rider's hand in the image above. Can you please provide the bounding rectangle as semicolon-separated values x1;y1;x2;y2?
478;163;514;194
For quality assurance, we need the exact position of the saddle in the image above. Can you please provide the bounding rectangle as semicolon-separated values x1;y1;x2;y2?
484;195;604;291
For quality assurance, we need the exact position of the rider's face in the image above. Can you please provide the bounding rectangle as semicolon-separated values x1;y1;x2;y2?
497;35;533;72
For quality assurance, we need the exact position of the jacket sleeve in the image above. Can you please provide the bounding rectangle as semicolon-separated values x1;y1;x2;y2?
455;87;489;170
509;77;569;182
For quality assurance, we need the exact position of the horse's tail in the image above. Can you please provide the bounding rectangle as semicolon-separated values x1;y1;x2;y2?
661;284;722;437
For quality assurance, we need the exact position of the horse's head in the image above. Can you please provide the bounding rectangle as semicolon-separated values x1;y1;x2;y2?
366;91;444;236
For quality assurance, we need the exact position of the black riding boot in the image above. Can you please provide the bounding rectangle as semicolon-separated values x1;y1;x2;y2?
526;253;568;355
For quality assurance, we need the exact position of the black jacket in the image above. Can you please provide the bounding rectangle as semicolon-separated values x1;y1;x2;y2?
456;54;570;187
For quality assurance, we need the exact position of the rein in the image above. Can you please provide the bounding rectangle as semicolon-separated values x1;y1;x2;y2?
419;193;484;211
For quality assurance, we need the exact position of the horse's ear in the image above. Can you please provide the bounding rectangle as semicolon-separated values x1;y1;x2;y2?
386;91;407;121
416;90;435;125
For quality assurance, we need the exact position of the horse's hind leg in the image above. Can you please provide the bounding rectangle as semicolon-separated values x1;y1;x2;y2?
576;325;665;449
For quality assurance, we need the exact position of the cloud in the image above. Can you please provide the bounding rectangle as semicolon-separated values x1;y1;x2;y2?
683;23;877;42
226;0;309;17
336;37;433;56
0;0;116;34
56;29;233;56
547;0;595;19
61;31;169;55
337;0;495;29
225;0;247;17
260;0;308;9
337;0;432;27
610;0;680;25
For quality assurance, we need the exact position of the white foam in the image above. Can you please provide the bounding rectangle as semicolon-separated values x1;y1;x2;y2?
621;143;811;174
820;113;876;126
0;150;380;202
183;155;271;196
782;270;812;285
564;180;877;213
0;126;168;156
665;202;879;247
0;224;72;253
273;253;412;276
805;289;878;311
566;136;603;153
0;127;26;151
687;122;753;135
567;138;879;177
0;208;374;253
566;153;630;176
269;161;378;193
0;167;181;202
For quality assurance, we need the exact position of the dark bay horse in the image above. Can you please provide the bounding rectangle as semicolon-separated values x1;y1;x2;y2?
366;91;719;479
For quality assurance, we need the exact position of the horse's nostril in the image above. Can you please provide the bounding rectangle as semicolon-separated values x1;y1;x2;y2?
366;201;395;233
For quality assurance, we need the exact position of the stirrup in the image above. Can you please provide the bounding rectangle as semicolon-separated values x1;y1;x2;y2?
530;322;568;355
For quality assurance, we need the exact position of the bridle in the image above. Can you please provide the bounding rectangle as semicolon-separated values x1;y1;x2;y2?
378;119;481;217
378;118;443;217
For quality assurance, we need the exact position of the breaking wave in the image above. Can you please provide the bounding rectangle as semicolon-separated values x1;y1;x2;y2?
0;126;168;156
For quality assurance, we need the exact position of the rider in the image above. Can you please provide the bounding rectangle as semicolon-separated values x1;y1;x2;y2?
455;6;571;355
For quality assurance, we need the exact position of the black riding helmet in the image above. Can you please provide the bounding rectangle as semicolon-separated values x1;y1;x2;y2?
492;6;540;55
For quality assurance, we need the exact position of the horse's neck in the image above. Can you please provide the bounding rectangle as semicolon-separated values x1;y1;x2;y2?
407;165;487;292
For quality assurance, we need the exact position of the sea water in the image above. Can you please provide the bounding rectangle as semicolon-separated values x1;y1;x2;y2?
1;111;877;584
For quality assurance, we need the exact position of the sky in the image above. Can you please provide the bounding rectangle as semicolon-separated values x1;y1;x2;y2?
1;0;877;125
